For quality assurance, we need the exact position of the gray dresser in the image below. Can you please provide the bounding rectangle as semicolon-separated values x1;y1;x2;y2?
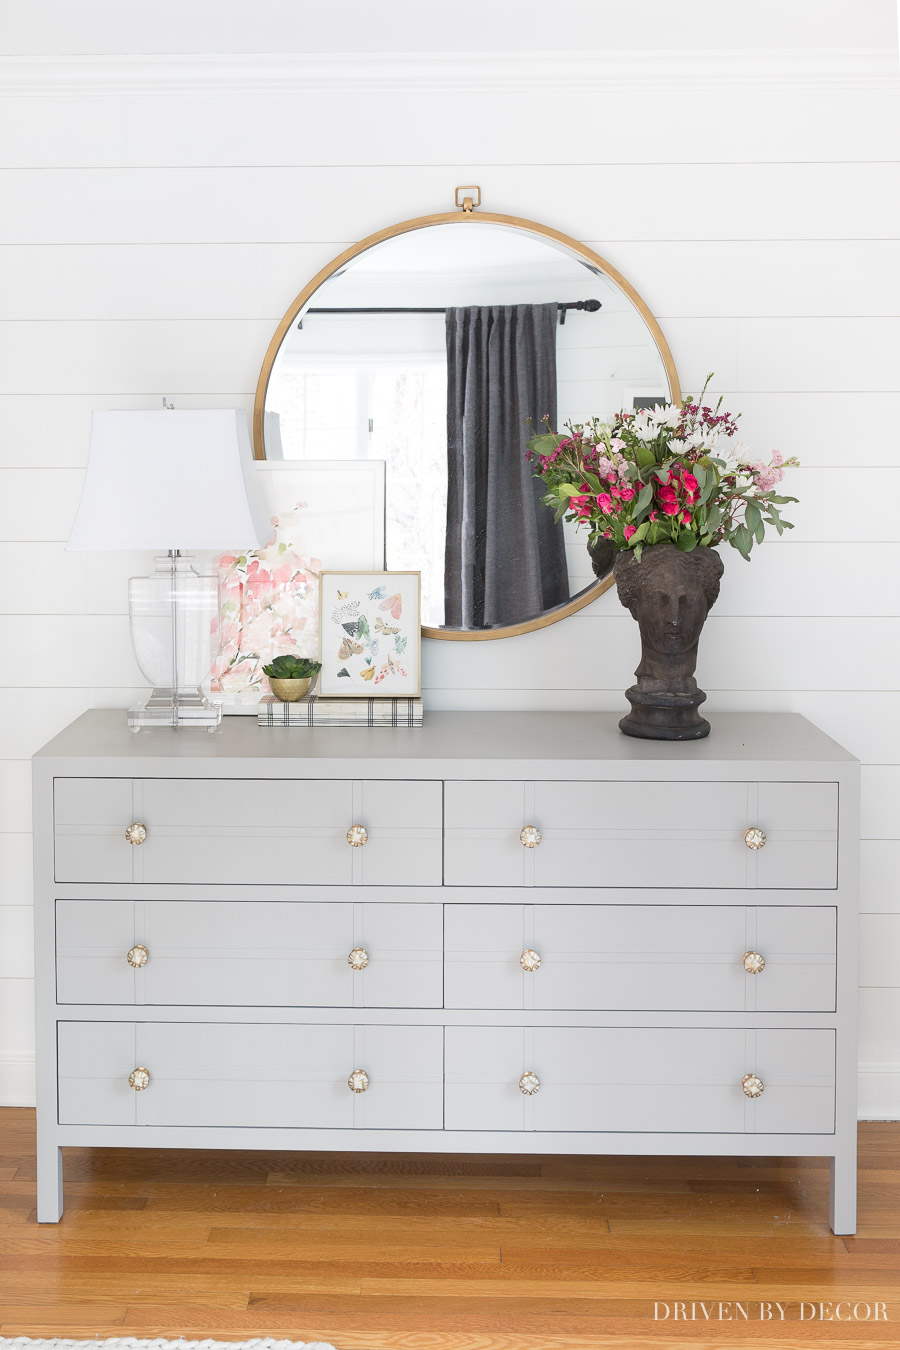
32;710;860;1232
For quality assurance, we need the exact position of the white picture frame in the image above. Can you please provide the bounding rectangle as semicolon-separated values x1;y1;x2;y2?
318;570;422;698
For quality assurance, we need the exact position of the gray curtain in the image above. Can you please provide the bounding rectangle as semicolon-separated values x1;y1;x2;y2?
444;303;569;628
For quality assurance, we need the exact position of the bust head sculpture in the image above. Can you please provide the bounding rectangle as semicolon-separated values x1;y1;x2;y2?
613;543;724;740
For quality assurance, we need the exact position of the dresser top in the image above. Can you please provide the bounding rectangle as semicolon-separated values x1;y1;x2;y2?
33;710;856;779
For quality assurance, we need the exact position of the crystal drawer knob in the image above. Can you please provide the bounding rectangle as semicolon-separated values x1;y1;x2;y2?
520;826;542;848
126;944;149;969
743;950;766;975
742;1073;765;1099
347;824;368;847
348;1068;369;1093
520;949;542;972
348;947;369;970
128;1066;150;1091
519;1071;540;1096
125;823;147;846
744;826;766;850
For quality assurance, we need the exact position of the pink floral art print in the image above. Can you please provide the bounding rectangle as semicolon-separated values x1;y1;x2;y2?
208;460;386;706
209;500;322;700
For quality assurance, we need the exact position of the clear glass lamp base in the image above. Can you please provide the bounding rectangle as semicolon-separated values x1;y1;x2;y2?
128;552;222;732
128;687;223;733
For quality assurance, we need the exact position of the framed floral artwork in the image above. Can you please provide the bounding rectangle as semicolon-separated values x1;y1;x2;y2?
209;460;385;710
318;571;421;698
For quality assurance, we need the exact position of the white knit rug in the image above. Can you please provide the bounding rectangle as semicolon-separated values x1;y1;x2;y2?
0;1341;340;1350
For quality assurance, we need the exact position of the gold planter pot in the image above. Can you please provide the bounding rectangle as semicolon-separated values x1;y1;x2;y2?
268;676;312;703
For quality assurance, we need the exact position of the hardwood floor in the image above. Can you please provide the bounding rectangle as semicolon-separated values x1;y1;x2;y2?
0;1111;897;1349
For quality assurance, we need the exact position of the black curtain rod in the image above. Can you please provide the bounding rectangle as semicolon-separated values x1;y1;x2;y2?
297;299;602;328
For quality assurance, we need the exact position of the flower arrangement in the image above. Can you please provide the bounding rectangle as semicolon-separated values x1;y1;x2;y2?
527;377;798;562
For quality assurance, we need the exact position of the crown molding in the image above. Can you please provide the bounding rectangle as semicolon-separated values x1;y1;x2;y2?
0;48;896;96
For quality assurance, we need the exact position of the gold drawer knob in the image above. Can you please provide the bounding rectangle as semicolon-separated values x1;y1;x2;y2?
128;1066;150;1091
744;826;766;850
347;824;368;847
742;1073;765;1099
348;947;369;970
125;822;147;846
519;1070;540;1095
520;826;542;848
126;944;149;969
348;1068;369;1093
520;949;542;972
743;950;766;974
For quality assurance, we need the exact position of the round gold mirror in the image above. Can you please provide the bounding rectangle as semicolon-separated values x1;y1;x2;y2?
254;202;681;641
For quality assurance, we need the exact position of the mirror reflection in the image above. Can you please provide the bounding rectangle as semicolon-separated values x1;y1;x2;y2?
262;222;672;633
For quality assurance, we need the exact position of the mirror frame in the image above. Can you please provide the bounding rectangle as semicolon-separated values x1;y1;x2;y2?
253;208;682;642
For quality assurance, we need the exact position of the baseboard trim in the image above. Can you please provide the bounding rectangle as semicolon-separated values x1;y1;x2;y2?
0;1054;35;1107
858;1063;900;1121
2;1055;898;1120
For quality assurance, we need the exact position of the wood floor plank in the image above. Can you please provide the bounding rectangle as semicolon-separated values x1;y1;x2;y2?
0;1109;895;1348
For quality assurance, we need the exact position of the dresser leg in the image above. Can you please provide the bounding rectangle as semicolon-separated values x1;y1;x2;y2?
36;1142;63;1223
829;1153;857;1236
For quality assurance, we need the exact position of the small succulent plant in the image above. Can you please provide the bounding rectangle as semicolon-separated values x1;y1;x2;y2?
261;655;321;680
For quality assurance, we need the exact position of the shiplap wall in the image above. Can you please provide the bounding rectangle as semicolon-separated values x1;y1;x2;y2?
0;0;898;1114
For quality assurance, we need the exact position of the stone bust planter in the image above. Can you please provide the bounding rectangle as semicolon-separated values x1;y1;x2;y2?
613;543;724;741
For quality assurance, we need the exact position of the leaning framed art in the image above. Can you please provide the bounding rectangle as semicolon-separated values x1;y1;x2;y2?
318;571;422;698
209;460;386;709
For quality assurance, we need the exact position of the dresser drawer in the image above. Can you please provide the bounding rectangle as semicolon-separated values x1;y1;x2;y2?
56;900;442;1008
58;1021;443;1129
443;780;837;889
445;904;836;1012
53;778;442;886
445;1027;835;1134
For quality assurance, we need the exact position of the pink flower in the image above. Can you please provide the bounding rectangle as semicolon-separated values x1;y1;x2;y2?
619;487;635;501
649;510;658;522
656;484;678;505
771;450;783;467
681;472;699;500
597;493;615;513
662;500;680;516
624;524;637;541
681;511;692;524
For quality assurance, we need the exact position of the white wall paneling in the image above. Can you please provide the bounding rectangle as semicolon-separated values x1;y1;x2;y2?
6;318;900;404
0;763;33;833
861;842;900;914
1;89;898;171
1;2;896;57
0;835;34;907
0;6;898;1111
2;167;900;240
8;239;900;321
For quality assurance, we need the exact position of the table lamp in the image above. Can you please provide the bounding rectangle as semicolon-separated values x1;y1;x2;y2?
67;408;269;731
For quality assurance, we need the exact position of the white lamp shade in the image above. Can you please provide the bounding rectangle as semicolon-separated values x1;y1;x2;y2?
67;409;270;551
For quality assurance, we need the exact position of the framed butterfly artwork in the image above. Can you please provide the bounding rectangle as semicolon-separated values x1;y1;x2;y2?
318;571;422;698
